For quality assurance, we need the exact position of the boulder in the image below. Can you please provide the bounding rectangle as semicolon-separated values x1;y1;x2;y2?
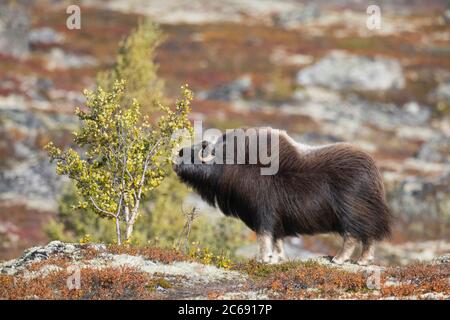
388;172;450;225
0;157;66;210
297;51;405;91
431;82;450;103
282;98;431;130
417;134;450;164
45;48;98;70
197;75;252;101
273;4;320;28
0;2;30;58
28;27;64;45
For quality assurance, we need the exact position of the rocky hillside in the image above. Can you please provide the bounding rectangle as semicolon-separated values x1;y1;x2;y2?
0;241;449;300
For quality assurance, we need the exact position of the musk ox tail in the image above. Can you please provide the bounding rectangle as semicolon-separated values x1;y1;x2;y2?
337;192;392;243
326;145;393;243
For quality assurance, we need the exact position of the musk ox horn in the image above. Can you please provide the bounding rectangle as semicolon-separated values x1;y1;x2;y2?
198;148;215;162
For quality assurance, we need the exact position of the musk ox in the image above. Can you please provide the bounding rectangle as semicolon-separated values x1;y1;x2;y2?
173;127;391;265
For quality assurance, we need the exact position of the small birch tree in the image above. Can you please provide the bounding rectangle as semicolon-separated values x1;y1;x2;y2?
45;80;192;244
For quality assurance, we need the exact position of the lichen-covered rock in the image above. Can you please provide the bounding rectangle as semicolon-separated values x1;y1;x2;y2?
0;157;67;210
0;241;89;275
281;97;431;130
28;27;64;45
45;48;98;70
388;173;450;219
432;254;450;265
417;134;450;164
0;2;30;58
431;82;450;103
296;51;405;91
273;4;320;28
197;76;252;101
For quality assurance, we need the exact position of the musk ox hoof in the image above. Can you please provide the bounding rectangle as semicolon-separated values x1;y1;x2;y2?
258;255;279;264
331;256;348;265
356;259;373;266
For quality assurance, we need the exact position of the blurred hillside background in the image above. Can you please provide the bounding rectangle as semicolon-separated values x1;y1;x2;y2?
0;0;449;264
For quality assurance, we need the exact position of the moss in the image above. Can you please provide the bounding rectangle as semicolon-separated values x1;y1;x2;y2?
146;277;173;291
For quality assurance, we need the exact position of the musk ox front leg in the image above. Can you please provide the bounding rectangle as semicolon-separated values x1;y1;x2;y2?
257;235;286;263
273;238;286;262
257;233;277;264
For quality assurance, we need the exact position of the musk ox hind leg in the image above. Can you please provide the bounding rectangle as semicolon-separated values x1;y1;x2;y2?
332;234;358;265
356;241;375;266
257;233;278;264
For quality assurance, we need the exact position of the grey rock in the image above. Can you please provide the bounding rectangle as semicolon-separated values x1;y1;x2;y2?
273;4;320;28
282;98;431;130
378;240;450;265
417;134;450;164
0;156;66;208
431;82;450;103
388;172;450;220
46;48;98;70
0;3;30;58
297;51;405;91
198;75;252;101
0;105;77;207
298;132;342;144
442;9;450;24
28;27;64;45
0;241;74;274
432;254;450;265
0;241;107;275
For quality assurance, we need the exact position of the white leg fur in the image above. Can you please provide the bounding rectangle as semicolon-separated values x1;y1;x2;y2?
273;238;286;263
257;233;276;264
332;235;358;265
357;242;375;266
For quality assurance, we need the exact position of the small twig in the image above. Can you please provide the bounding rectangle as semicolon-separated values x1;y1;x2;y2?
177;207;200;252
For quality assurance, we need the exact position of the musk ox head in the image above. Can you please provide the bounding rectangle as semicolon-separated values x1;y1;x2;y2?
173;139;221;206
174;128;280;179
173;128;280;206
173;139;217;180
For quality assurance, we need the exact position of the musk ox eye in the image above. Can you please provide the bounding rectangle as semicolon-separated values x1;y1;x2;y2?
198;147;215;163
